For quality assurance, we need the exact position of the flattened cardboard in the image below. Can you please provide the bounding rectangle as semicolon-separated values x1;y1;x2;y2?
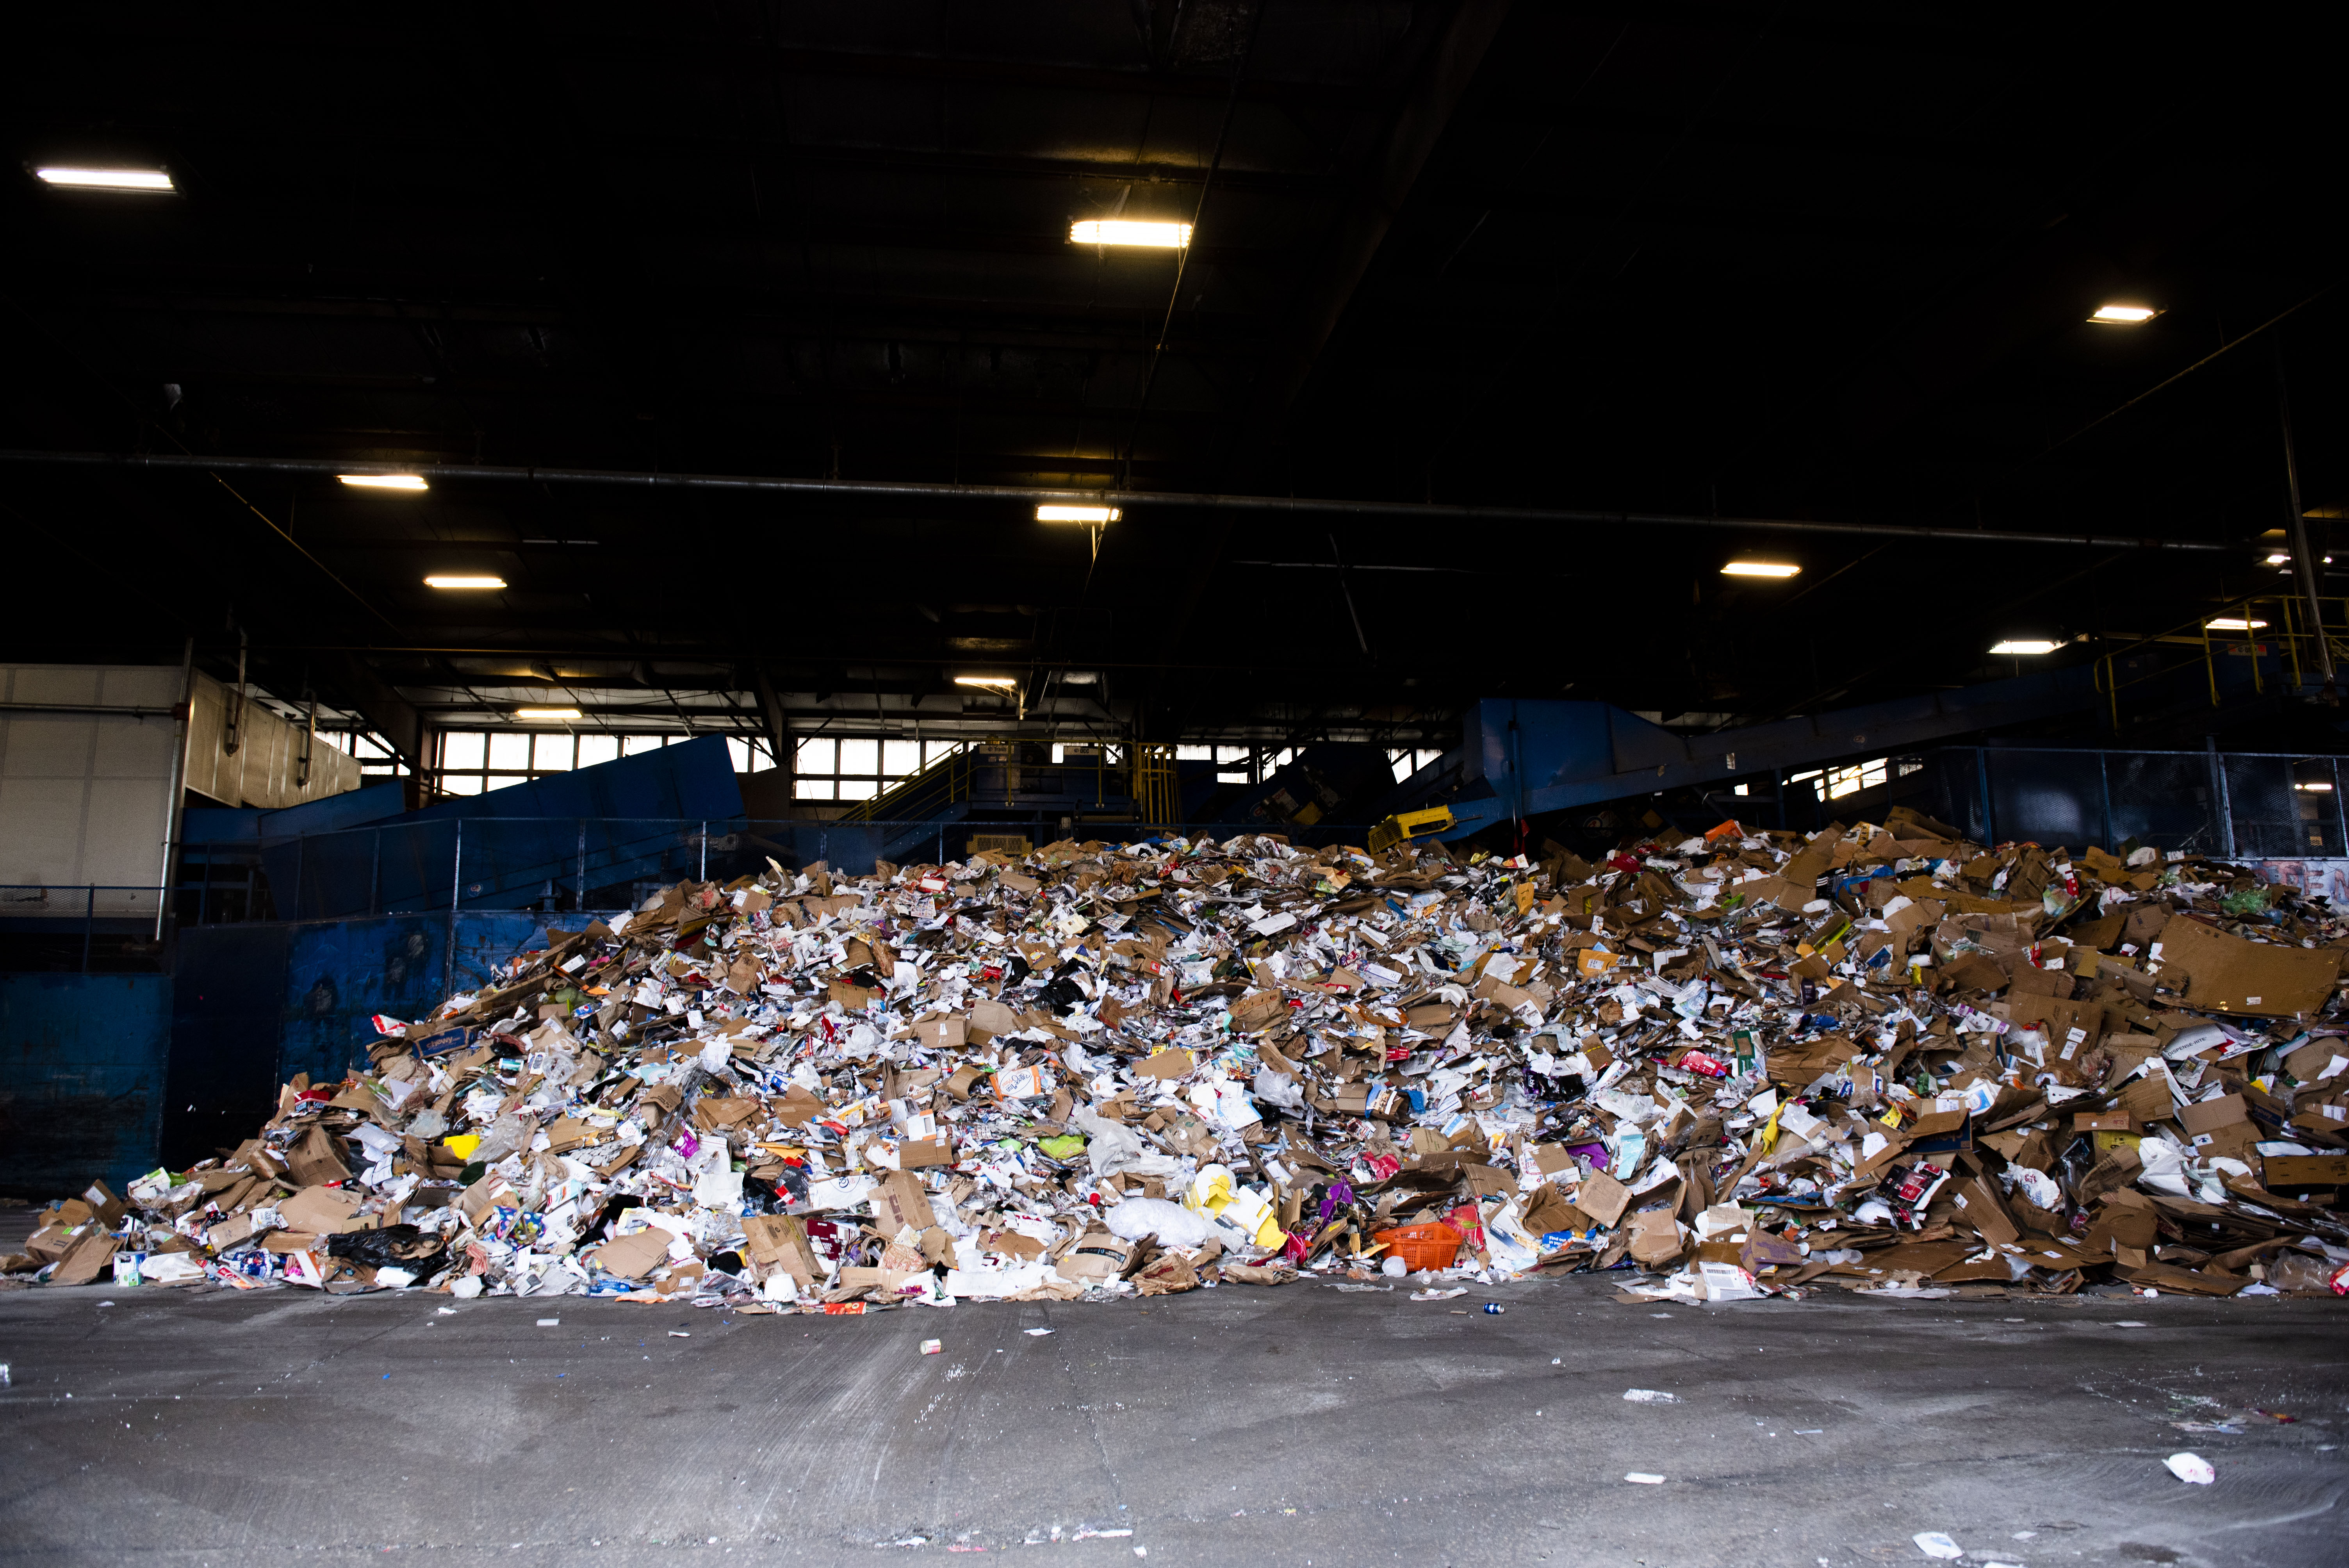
2156;912;2342;1017
590;1229;670;1279
1577;1169;1633;1226
277;1185;361;1235
872;1171;939;1238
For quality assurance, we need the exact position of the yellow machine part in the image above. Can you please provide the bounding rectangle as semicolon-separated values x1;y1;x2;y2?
1368;805;1456;854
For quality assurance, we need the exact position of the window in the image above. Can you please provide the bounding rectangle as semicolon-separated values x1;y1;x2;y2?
1386;748;1445;783
428;727;754;798
1818;757;1887;800
792;735;947;801
316;728;409;782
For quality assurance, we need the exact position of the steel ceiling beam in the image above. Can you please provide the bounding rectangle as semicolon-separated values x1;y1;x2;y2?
0;449;2235;552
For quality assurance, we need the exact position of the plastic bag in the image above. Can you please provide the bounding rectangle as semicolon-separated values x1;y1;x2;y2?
1101;1197;1217;1248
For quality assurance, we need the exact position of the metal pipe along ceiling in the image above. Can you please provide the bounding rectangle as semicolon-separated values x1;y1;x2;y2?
0;447;2232;552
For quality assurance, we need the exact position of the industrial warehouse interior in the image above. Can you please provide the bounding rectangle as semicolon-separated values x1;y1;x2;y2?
4;7;2347;1566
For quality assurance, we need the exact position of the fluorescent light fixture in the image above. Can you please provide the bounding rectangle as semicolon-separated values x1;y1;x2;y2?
423;574;506;589
515;707;582;721
1720;561;1800;578
1989;639;2062;656
34;166;174;192
2297;782;2333;792
2205;617;2269;631
954;675;1018;689
1069;219;1191;248
1036;504;1121;524
2090;303;2157;323
339;472;428;491
2265;552;2331;566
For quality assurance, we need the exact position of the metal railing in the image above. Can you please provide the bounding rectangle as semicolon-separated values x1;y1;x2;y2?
834;739;1131;822
1853;745;2349;861
173;815;1381;929
0;884;166;973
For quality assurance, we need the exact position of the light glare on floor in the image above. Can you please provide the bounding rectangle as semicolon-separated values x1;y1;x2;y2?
2091;303;2157;323
1720;561;1800;578
424;574;506;589
516;708;582;721
340;473;429;491
1069;219;1191;248
1989;640;2061;655
35;166;175;192
1036;504;1121;524
2205;617;2268;630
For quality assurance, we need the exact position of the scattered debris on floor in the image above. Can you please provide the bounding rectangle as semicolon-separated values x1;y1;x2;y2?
8;814;2349;1306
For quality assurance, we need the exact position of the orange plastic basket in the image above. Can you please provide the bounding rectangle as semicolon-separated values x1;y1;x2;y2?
1372;1222;1463;1272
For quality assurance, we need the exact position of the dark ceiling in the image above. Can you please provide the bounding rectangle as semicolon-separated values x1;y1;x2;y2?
3;3;2343;768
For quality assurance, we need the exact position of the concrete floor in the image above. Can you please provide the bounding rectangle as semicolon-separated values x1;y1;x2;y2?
0;1276;2342;1568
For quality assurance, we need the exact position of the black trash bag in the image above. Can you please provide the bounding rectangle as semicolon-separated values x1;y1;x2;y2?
581;1191;640;1245
1035;961;1087;1015
1001;953;1032;986
775;1163;811;1204
324;1224;450;1279
742;1174;795;1215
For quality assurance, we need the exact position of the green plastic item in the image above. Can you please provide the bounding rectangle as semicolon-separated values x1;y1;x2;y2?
1037;1134;1088;1160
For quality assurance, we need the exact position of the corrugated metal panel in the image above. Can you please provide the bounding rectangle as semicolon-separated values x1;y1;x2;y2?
0;664;180;891
182;668;364;809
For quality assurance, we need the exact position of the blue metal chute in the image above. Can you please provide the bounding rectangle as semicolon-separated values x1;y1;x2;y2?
259;734;745;917
1395;661;2128;839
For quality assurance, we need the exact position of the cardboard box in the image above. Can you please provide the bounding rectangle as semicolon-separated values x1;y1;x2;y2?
1951;1177;2020;1246
872;1171;940;1240
2262;1153;2349;1189
742;1214;821;1285
1626;1207;1685;1268
1577;1169;1633;1227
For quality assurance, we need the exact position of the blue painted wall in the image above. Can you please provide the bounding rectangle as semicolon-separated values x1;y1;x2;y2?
274;911;559;1089
0;974;173;1194
3;909;628;1190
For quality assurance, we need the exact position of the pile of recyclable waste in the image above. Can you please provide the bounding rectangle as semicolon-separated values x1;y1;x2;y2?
12;810;2349;1304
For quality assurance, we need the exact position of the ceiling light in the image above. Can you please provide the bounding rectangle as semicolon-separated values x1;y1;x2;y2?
1036;504;1121;524
1720;561;1800;578
423;574;506;589
2297;782;2333;793
954;675;1018;689
2265;552;2331;566
2090;303;2157;323
515;708;581;721
34;166;174;192
2205;617;2268;631
1069;219;1191;248
1989;640;2062;656
339;473;428;491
